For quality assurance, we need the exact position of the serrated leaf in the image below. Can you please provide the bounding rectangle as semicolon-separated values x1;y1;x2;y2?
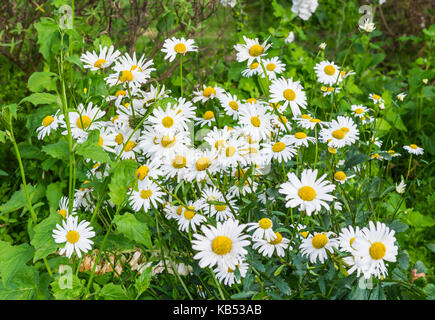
230;291;257;299
0;241;35;285
98;283;129;300
135;266;152;297
0;266;39;300
108;160;137;206
20;93;59;106
113;213;152;249
27;72;57;93
31;214;62;262
42;140;70;161
50;274;85;300
75;130;112;164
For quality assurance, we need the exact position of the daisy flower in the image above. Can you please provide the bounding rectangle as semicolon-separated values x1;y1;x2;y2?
52;215;95;258
238;103;273;141
57;196;76;219
403;144;424;155
204;126;232;152
246;217;277;242
129;179;165;212
369;93;384;104
184;149;219;183
160;149;193;181
338;225;362;253
177;201;207;233
196;110;217;127
279;168;336;216
299;232;338;264
207;198;237;222
359;19;376;33
261;136;297;163
80;45;121;71
288;131;316;148
352;221;398;279
192;85;224;103
217;137;247;169
395;179;406;194
142;130;191;159
314;60;341;85
333;171;355;184
214;261;248;287
147;104;188;136
252;232;291;258
319;116;359;149
64;102;105;143
234;36;271;65
397;93;407;102
320;85;341;96
285;31;295;44
36;110;64;140
174;97;197;121
219;93;242;120
241;61;262;78
269;77;307;116
135;161;162;182
161;37;197;62
192;219;251;270
293;114;325;130
291;0;319;20
260;57;285;80
351;104;369;118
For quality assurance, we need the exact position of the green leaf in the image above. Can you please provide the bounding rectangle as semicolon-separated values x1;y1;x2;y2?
0;266;39;300
42;141;70;161
75;130;111;164
135;266;152;297
98;283;130;300
273;264;285;276
108;160;137;206
0;184;45;215
27;72;57;93
113;213;152;249
34;18;61;61
20;93;59;106
398;251;410;270
46;181;67;212
230;291;257;299
50;274;85;300
388;220;409;233
405;210;435;228
0;241;35;285
31;213;63;262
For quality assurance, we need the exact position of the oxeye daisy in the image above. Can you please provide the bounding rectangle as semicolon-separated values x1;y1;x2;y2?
160;149;192;181
288;131;316;148
352;221;398;279
320;85;340;96
37;110;64;140
135;161;162;182
386;149;401;158
161;37;197;62
174;97;197;121
206;198;237;222
204;126;232;153
293;223;310;239
269;77;307;116
191;219;251;270
217;137;247;169
73;180;94;211
52;215;95;258
252;232;291;258
238;103;273;141
64;102;105;143
192;85;224;103
369;93;384;104
177;201;207;233
97;127;118;154
285;31;295;44
314;60;341;85
57;196;76;219
241;61;262;78
293;114;325;130
271;112;291;131
116;131;142;160
299;232;338;264
234;35;271;65
219;93;242;120
260;57;285;80
279;168;336;216
185;149;218;183
143;130;191;159
147;104;188;135
351;104;369;118
214;261;248;287
338;225;362;253
129;179;165;212
319;116;359;149
403;144;424;155
261;136;297;163
196;110;217;127
80;45;121;71
246;217;277;242
333;171;355;184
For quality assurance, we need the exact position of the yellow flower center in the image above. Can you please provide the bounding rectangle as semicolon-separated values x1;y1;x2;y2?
328;147;337;154
249;62;259;70
246;98;257;104
203;87;216;97
214;204;227;212
350;237;356;249
266;63;276;71
269;232;283;245
321;86;328;92
42;116;54;127
111;115;119;123
58;209;67;219
324;65;336;76
294;132;307;139
229;101;239;111
372;94;381;100
301;114;311;120
354;108;364;114
283;89;296;101
310;118;321;123
248;147;258;154
161;135;175;148
93;58;107;68
76;115;91;129
327;87;334;92
272;141;286;153
410;144;418;149
172;155;187;169
214;140;225;150
298;186;316;201
195;157;211;171
312;234;328;249
369;242;386;260
98;136;104;146
278;115;288;124
115;133;124;145
226;146;236;157
136;166;150;180
258;218;272;230
250;116;261;127
140;189;152;199
388;150;395;154
115;90;127;97
300;231;309;238
334;171;347;181
124;141;136;152
66;230;80;244
162;116;174;128
203;111;215;120
184;206;196;220
176;206;183;216
340;127;350;133
249;44;264;57
332;129;345;140
120;70;134;82
212;236;232;255
174;43;187;54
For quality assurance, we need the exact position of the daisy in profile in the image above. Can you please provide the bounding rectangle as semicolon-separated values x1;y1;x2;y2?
293;223;310;239
52;215;95;258
319;116;359;149
333;171;355;184
246;217;277;242
177;201;207;233
234;36;271;65
241;61;262;78
314;60;341;85
369;93;384;105
403;144;424;155
135;161;162;182
299;232;338;264
351;104;369;118
253;232;291;258
261;136;297;163
214;261;249;287
192;219;251;270
196;110;217;127
57;196;76;219
161;37;197;62
129;179;165;212
269;77;307;116
260;57;285;80
352;221;398;279
80;45;121;71
37;110;64;140
192;85;224;103
288;131;316;148
238;103;273;141
321;86;340;97
279;168;336;216
338;225;362;253
64;102;105;143
219;93;242;120
293;114;325;130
